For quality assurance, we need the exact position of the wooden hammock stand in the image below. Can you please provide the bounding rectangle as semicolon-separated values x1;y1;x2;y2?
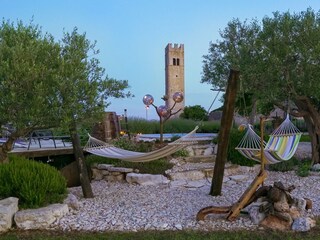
197;117;268;221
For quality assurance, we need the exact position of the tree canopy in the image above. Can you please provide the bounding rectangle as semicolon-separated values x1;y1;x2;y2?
180;105;208;121
0;20;132;163
0;20;61;137
201;8;320;164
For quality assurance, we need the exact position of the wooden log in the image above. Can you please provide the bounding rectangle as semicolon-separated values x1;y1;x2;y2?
196;205;231;221
196;171;269;221
226;170;267;221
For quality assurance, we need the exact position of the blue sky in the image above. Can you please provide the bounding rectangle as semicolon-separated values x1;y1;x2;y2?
2;0;320;120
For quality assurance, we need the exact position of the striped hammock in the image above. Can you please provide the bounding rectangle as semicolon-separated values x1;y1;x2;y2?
236;115;302;164
83;126;199;162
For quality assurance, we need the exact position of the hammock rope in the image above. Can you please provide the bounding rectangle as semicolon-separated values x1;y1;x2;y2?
84;126;200;162
235;115;302;164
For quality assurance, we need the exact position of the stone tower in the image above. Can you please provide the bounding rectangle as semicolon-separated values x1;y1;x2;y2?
165;43;185;117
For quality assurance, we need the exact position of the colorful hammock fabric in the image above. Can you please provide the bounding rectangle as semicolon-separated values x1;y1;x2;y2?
83;126;199;162
236;115;302;164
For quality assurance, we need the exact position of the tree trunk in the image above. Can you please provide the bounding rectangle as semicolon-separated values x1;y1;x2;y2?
159;118;164;144
303;115;320;165
294;97;320;164
0;136;17;163
249;97;257;125
69;121;94;198
210;69;240;196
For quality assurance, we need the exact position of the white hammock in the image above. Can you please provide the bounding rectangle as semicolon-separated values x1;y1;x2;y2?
236;115;302;164
84;126;199;162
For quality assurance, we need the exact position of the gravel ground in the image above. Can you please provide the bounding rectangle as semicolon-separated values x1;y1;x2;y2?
49;142;317;232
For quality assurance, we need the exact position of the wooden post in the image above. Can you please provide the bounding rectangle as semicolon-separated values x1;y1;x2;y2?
260;116;266;172
210;69;240;196
70;120;94;198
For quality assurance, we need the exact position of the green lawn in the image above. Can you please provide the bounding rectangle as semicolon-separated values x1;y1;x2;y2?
1;228;320;240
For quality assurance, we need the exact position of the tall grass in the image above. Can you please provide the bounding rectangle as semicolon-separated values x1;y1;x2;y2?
120;117;220;135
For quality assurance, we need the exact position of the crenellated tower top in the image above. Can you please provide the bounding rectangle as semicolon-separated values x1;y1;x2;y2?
165;43;184;50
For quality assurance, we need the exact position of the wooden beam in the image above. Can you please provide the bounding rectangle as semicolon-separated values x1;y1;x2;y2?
210;69;240;196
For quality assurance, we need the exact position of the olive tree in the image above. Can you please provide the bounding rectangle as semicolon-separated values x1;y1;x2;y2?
0;20;133;198
202;8;320;165
0;20;62;163
58;28;132;197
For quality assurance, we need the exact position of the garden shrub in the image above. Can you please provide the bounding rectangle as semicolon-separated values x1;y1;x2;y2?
267;157;300;172
113;137;155;152
172;149;189;158
300;134;311;142
268;158;311;177
0;155;67;209
296;159;311;177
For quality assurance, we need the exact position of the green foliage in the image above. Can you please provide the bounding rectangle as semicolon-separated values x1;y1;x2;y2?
199;121;220;133
120;117;159;134
58;27;133;130
0;155;67;208
172;149;189;158
163;118;197;133
180;105;209;121
0;20;62;136
268;158;311;177
201;9;320;164
125;117;220;134
113;137;155;152
227;128;257;167
296;159;311;177
268;158;300;172
0;20;132;163
300;134;311;142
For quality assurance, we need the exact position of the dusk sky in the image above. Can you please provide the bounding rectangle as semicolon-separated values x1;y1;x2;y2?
2;0;320;120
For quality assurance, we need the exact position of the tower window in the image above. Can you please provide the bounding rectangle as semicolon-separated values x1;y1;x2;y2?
173;58;176;65
177;58;180;66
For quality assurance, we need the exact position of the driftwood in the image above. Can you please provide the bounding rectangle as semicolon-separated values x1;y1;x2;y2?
197;178;313;225
197;170;267;221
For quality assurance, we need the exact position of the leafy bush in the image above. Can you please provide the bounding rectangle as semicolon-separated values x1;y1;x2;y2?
268;158;311;177
0;155;67;209
180;105;208;121
300;134;311;142
172;149;189;158
113;137;156;152
296;159;311;177
268;157;300;172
